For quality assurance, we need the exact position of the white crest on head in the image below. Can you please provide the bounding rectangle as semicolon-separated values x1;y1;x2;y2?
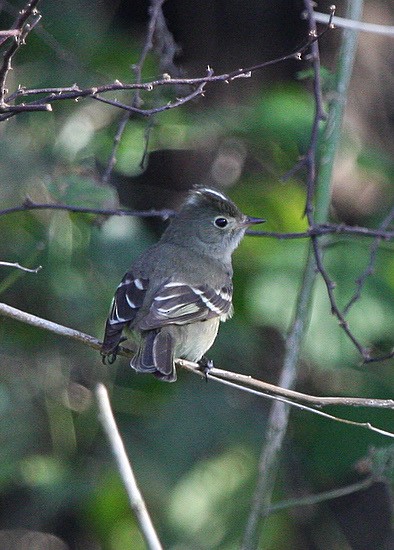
197;188;229;201
187;187;230;206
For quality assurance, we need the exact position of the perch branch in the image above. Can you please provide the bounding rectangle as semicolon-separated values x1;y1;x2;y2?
0;301;392;414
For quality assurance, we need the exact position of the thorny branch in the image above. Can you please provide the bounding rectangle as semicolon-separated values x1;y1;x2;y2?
0;0;43;107
0;9;333;122
301;2;392;364
276;3;394;365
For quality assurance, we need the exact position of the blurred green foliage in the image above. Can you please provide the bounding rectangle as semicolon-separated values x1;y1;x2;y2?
0;1;393;549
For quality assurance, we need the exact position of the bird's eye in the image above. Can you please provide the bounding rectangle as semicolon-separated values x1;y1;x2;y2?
214;217;229;228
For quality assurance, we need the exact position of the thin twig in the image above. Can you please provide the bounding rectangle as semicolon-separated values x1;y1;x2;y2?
249;224;394;240
0;15;334;121
309;0;368;362
0;261;42;273
101;113;129;185
302;5;332;217
0;0;41;105
0;29;20;47
132;0;167;109
268;476;375;515
95;383;163;550
0;30;20;36
343;206;394;314
203;374;394;440
314;11;394;36
0;200;175;220
197;365;394;409
103;0;168;185
91;74;210;116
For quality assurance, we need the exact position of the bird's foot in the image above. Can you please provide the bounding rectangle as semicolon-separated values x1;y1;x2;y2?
197;356;214;382
101;337;127;365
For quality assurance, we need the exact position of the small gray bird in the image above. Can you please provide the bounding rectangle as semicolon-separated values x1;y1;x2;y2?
101;187;265;381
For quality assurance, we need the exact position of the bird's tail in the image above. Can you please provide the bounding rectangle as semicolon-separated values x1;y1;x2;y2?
131;329;177;382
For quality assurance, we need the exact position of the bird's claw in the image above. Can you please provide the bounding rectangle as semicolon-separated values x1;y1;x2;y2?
197;357;214;382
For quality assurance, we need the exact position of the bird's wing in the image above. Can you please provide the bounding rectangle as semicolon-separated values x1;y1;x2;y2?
101;273;150;356
138;281;233;330
108;273;149;325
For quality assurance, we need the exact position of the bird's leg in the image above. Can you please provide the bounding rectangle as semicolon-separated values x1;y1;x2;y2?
197;356;214;382
101;336;128;365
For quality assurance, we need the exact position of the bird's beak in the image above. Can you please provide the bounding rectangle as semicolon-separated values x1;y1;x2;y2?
244;216;266;226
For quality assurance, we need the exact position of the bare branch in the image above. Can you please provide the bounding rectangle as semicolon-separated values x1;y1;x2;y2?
1;200;393;241
0;0;42;106
91;74;210;117
193;365;394;409
269;476;375;515
102;113;130;185
344;206;394;314
103;0;175;184
0;261;42;273
305;0;374;363
0;30;20;37
0;200;175;220
0;29;20;47
201;373;394;440
95;383;163;550
0;14;335;122
0;301;392;412
314;11;394;36
248;224;394;239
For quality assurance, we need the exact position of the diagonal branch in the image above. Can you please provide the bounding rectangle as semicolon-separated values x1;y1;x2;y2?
343;206;394;315
95;383;163;550
269;476;375;515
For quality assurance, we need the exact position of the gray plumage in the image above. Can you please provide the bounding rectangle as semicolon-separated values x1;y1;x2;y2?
101;187;264;381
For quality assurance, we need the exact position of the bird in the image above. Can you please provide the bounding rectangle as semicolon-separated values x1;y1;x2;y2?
101;186;265;381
